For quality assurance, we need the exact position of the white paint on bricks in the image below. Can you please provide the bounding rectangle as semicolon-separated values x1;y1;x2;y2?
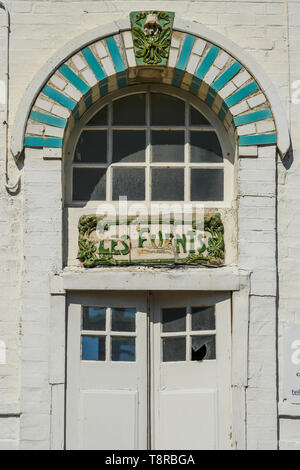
95;41;108;59
192;38;206;56
0;80;6;105
0;341;6;365
247;93;266;108
72;54;86;72
219;82;237;99
214;51;229;69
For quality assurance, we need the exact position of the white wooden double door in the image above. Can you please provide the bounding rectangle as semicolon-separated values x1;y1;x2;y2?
66;291;232;450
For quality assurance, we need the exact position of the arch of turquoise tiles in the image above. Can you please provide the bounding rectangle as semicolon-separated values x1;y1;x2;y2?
24;30;278;154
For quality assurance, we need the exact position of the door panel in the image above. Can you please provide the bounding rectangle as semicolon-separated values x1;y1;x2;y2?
66;292;148;450
151;292;232;450
66;291;232;450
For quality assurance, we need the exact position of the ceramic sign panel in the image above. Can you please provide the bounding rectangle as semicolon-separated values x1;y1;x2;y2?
77;213;224;267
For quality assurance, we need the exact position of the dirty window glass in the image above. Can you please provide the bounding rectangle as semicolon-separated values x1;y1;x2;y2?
71;91;226;202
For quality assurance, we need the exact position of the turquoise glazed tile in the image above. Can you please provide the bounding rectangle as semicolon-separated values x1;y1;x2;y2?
194;46;220;80
42;85;77;110
234;108;272;126
176;35;196;71
30;111;67;128
225;81;259;107
105;36;125;73
25;136;63;148
59;65;90;95
211;61;242;92
82;47;107;82
239;133;277;146
172;34;195;87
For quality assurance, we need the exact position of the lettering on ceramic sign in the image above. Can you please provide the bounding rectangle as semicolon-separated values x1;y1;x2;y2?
77;214;225;267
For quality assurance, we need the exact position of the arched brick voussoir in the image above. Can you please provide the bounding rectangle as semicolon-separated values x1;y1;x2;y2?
14;18;289;161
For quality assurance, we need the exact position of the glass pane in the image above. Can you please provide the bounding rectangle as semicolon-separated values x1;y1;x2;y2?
151;93;185;125
162;337;186;362
74;130;107;163
113;94;146;125
111;337;135;362
151;168;184;201
162;308;186;332
152;131;184;162
111;308;136;332
113;168;145;201
190;106;210;126
87;106;108;126
190;131;223;163
191;335;216;361
73;167;106;201
82;307;106;331
82;336;105;361
190;169;223;201
113;130;146;163
191;306;215;331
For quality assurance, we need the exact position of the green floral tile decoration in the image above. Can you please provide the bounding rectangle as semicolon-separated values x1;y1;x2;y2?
77;214;225;268
130;11;175;66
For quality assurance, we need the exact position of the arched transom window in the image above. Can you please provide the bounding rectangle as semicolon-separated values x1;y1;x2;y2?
67;87;233;206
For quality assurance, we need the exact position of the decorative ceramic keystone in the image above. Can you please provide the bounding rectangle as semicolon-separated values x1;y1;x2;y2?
130;11;175;66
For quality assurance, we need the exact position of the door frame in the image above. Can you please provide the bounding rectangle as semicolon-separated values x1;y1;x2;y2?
48;267;250;450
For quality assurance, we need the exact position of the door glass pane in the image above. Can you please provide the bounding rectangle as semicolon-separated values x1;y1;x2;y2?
87;105;108;126
162;308;186;332
113;94;146;125
191;335;216;361
151;93;185;125
190;106;210;126
73;168;106;201
82;336;106;361
74;130;107;163
191;306;215;331
112;130;146;163
152;131;184;162
111;337;135;362
190;169;224;201
111;308;136;332
82;307;106;331
190;131;223;163
151;168;184;201
112;168;145;200
162;337;186;362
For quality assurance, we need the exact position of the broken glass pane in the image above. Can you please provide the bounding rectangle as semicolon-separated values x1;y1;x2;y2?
191;335;216;361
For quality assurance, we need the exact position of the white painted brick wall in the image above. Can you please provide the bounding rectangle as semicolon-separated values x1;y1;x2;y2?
0;0;297;450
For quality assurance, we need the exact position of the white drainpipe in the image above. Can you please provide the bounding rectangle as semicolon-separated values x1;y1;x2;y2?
0;1;20;192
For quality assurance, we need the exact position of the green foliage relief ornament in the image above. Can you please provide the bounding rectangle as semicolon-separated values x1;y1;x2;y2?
130;11;175;66
77;214;225;268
